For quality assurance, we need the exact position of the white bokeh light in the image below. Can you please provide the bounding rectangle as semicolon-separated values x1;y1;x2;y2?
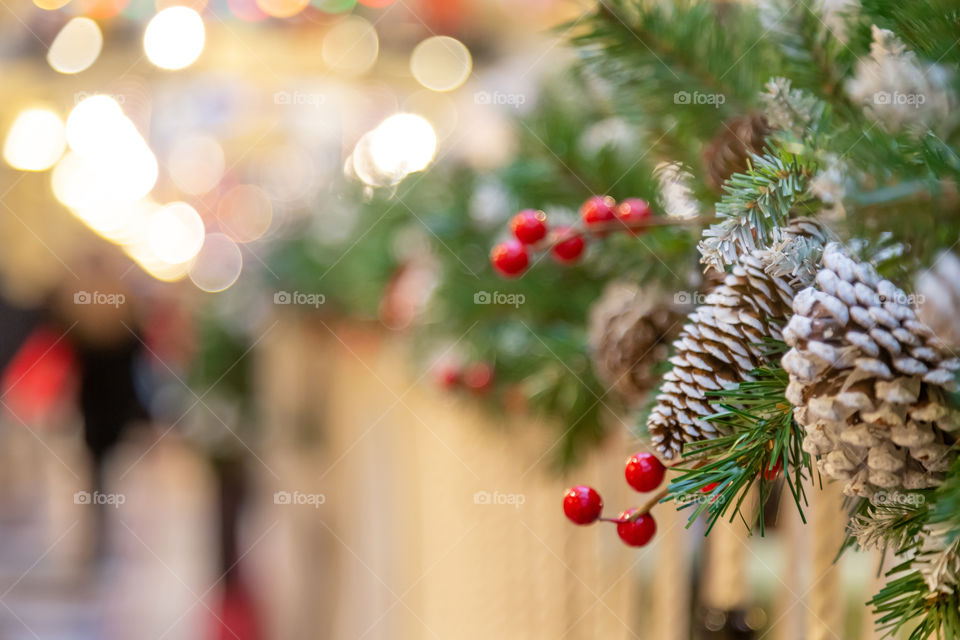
147;202;206;264
368;113;437;181
144;7;205;70
3;109;66;171
47;17;103;74
189;233;243;292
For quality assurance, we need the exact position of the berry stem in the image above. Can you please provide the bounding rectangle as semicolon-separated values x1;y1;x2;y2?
622;458;708;522
539;214;715;250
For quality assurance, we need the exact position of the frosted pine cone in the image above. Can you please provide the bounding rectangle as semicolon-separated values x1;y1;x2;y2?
783;243;960;498
916;251;960;351
588;283;684;406
649;218;830;460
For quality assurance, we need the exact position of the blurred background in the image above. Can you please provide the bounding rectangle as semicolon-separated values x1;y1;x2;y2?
0;0;893;638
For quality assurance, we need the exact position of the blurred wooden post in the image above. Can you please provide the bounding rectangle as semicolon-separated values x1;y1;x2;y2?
651;500;691;640
808;481;845;640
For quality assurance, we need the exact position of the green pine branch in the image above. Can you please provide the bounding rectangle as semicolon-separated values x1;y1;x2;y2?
699;149;818;271
662;359;812;535
871;560;960;640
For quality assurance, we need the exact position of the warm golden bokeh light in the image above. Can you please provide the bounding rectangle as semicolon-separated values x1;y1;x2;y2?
47;17;103;74
370;113;437;177
144;7;205;70
147;201;206;264
321;16;378;76
410;36;472;92
3;109;66;171
32;0;71;10
255;0;309;18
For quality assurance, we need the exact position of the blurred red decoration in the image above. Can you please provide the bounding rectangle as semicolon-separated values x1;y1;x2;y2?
1;326;77;425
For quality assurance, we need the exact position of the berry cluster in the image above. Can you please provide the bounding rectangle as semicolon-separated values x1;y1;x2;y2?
435;361;494;393
562;451;665;547
490;195;654;278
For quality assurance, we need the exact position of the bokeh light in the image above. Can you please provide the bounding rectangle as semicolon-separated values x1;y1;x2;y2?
410;36;472;92
370;113;437;177
144;7;205;70
81;0;129;19
357;0;394;6
47;18;103;74
227;0;267;21
3;109;66;171
217;184;273;243
156;0;207;11
147;202;206;264
255;0;308;18
167;135;225;195
189;233;243;292
258;145;316;203
32;0;71;10
64;95;158;202
321;16;378;76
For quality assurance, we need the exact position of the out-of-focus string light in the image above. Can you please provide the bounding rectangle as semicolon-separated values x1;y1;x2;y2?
167;135;224;195
351;113;437;187
3;109;66;171
33;0;71;10
147;202;206;264
156;0;207;11
322;16;378;76
357;0;394;6
47;18;103;74
189;233;243;292
410;36;472;92
217;184;272;243
144;7;205;70
256;0;308;18
64;95;158;202
81;0;129;19
374;113;436;177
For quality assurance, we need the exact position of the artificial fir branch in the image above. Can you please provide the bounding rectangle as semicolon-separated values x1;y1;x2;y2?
699;150;817;271
871;561;960;640
662;360;812;535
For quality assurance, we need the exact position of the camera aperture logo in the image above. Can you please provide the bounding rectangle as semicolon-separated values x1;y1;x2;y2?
274;291;326;308
473;490;525;509
474;291;525;308
74;490;125;508
74;290;125;308
274;490;325;508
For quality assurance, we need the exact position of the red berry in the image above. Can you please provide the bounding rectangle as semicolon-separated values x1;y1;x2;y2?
563;485;603;525
580;195;616;228
436;364;460;389
616;509;656;546
463;362;494;392
617;198;653;234
701;483;719;493
490;240;529;277
551;227;586;263
625;452;666;492
510;209;548;244
763;459;783;481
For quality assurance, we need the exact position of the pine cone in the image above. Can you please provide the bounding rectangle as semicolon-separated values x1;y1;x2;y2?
588;283;684;405
649;218;830;460
916;251;960;350
783;243;960;498
703;113;772;191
